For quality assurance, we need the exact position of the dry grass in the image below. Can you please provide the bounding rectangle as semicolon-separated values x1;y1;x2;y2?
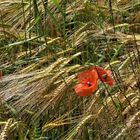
0;0;140;139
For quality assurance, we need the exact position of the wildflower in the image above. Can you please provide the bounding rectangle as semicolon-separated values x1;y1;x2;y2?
74;69;98;96
92;66;114;86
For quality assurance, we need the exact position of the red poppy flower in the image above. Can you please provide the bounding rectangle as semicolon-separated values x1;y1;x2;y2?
92;66;114;86
74;69;98;96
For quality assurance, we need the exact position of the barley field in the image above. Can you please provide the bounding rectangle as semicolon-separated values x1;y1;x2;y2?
0;0;140;139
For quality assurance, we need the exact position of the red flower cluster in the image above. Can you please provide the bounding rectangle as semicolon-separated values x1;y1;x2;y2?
74;66;114;96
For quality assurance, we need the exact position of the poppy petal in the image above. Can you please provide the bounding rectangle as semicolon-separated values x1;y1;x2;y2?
106;77;115;86
92;66;114;86
78;69;98;84
74;79;98;96
106;70;112;76
74;84;93;96
91;69;99;80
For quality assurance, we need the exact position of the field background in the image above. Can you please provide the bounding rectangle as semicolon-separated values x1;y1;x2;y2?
0;0;140;139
